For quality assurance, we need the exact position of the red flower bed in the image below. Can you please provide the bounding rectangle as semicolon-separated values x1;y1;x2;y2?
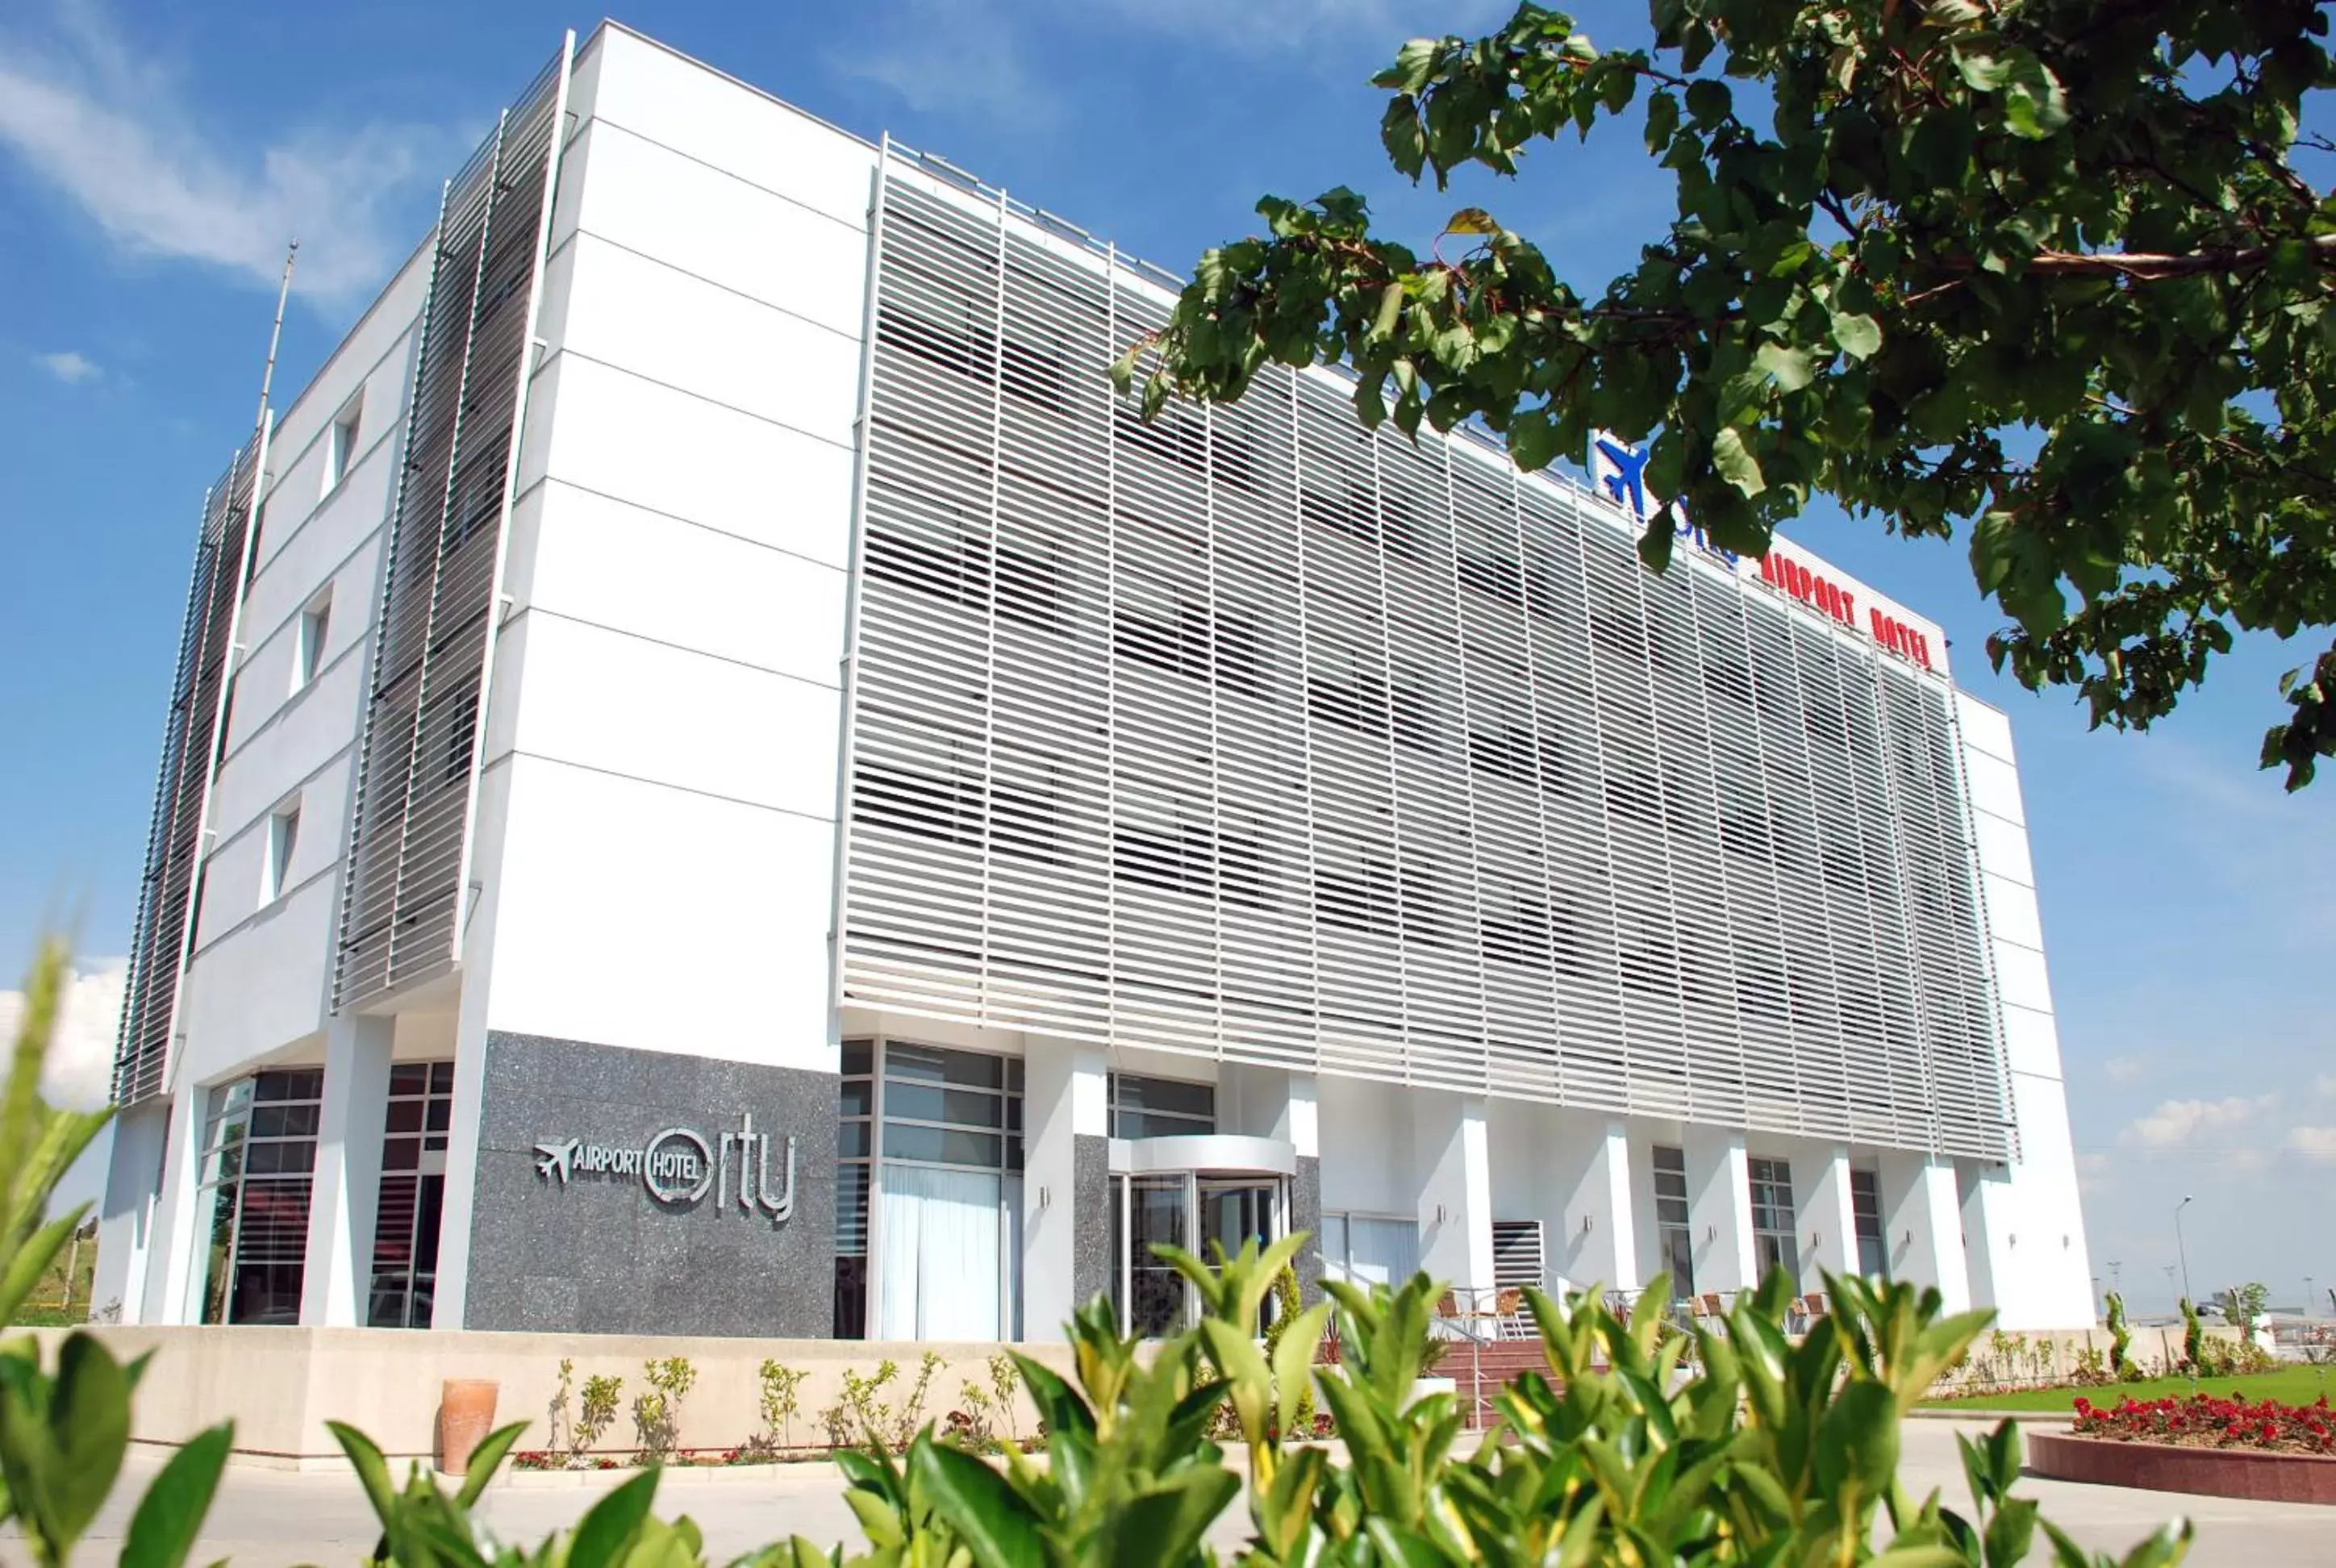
2071;1392;2336;1457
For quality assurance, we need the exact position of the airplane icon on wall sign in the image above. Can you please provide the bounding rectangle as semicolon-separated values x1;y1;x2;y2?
534;1138;582;1185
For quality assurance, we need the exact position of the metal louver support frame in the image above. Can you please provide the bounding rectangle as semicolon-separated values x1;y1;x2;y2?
332;42;570;1012
113;427;272;1107
838;154;2014;1162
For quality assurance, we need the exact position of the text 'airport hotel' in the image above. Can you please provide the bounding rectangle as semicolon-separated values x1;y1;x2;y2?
96;23;2094;1341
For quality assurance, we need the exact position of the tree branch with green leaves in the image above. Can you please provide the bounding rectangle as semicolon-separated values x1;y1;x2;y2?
1123;0;2336;787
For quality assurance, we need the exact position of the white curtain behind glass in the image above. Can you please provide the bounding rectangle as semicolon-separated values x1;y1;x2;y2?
1346;1216;1421;1288
877;1165;1003;1339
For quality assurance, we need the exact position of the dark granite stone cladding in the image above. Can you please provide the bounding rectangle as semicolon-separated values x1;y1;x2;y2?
1292;1155;1323;1306
1071;1133;1111;1315
465;1032;840;1337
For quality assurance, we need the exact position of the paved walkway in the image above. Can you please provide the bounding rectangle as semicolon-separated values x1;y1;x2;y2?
13;1418;2327;1566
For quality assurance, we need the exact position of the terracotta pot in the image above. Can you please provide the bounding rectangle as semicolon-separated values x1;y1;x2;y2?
438;1379;500;1475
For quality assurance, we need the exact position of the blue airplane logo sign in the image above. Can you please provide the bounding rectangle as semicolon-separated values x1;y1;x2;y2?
1587;432;1739;567
1595;436;1650;519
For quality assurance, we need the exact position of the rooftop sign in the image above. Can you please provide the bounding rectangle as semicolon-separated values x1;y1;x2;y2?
1587;432;1949;676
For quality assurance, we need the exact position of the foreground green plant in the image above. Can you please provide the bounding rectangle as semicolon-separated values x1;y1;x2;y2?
0;939;232;1568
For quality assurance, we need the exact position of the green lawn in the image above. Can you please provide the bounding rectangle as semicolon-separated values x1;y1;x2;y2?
1920;1366;2336;1412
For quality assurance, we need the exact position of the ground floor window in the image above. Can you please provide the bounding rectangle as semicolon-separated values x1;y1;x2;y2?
1652;1145;1695;1299
1748;1157;1798;1285
194;1069;323;1324
1108;1074;1215;1139
368;1061;452;1328
1850;1166;1888;1278
1318;1211;1420;1290
835;1038;1023;1341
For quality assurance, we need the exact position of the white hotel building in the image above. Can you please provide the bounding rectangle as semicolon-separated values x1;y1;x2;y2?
96;23;2095;1341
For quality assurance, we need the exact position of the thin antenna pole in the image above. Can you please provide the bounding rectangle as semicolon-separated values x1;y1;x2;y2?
256;239;298;432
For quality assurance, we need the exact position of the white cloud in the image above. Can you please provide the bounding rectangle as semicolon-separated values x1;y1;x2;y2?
2102;1054;2147;1085
2317;1074;2336;1098
2291;1127;2336;1165
0;956;127;1112
0;2;460;301
32;349;99;384
2117;1094;2275;1149
834;0;1064;129
2074;1150;2112;1191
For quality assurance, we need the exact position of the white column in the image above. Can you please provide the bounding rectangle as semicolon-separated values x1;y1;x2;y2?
1554;1117;1639;1295
1412;1093;1492;1293
1880;1152;1971;1313
300;1013;395;1325
1020;1038;1106;1334
94;1099;170;1324
1683;1126;1756;1297
147;1078;207;1324
1799;1146;1858;1291
1270;1072;1319;1158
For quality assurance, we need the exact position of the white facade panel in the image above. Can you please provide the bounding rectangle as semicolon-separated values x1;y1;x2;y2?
581;27;878;233
1963;749;2026;828
525;354;857;569
1316;1075;1414;1218
1982;870;2044;951
563;119;871;333
477;758;840;1072
1999;1002;2064;1080
552;238;861;447
1971;808;2034;886
1991;937;2054;1015
1954;694;2017;764
174;873;338;1088
503;611;842;818
514;484;848;688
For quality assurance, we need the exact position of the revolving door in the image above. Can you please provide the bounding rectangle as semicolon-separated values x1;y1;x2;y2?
1106;1135;1295;1336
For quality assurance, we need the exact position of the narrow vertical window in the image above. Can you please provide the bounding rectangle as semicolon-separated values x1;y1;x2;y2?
294;588;332;693
1652;1145;1695;1300
264;801;300;905
323;394;364;494
1850;1167;1888;1278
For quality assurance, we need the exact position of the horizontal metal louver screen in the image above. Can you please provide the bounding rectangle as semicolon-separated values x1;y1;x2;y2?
113;432;267;1107
333;49;565;1011
840;161;2013;1161
1491;1220;1545;1291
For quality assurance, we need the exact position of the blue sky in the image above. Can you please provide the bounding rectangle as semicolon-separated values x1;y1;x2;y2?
0;0;2328;1315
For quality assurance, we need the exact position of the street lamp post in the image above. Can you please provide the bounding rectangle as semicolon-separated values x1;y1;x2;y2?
2175;1195;2194;1304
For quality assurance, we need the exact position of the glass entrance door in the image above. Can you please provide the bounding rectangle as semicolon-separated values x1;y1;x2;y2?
1200;1181;1275;1259
1112;1171;1284;1336
1127;1175;1189;1335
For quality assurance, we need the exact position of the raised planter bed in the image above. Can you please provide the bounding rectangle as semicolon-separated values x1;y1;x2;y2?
2028;1431;2336;1505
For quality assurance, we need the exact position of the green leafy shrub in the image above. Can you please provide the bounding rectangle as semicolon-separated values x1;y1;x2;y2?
749;1357;807;1454
0;940;235;1568
633;1356;696;1461
2180;1297;2206;1374
577;1371;623;1458
2105;1291;2134;1379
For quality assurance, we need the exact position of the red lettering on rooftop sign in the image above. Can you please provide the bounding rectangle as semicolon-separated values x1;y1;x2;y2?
1756;551;1932;669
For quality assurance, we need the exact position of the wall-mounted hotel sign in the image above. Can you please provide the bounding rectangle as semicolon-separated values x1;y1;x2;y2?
533;1112;796;1221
